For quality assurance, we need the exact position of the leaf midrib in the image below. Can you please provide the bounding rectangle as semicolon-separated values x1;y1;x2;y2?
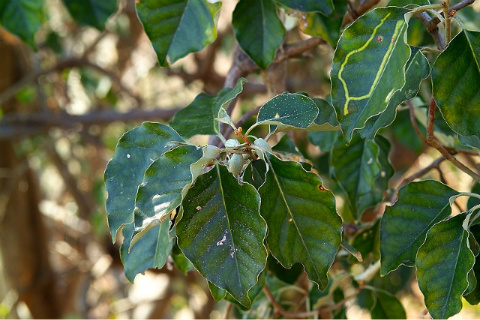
267;156;321;280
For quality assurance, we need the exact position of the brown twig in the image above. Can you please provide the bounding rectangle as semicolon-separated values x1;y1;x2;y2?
398;156;446;190
224;302;232;319
426;98;480;182
408;101;429;146
0;108;180;139
263;286;320;319
0;57;141;107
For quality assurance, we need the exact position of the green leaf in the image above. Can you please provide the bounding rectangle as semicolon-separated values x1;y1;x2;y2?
224;271;267;310
171;241;194;274
232;0;286;69
350;219;380;262
416;214;475;319
359;48;430;140
380;180;459;276
298;0;347;48
433;30;480;138
308;131;340;153
274;0;334;15
62;0;117;30
177;165;267;307
243;160;268;190
136;0;221;66
105;122;183;242
0;0;45;49
259;154;342;289
311;97;339;128
272;134;302;156
256;93;319;130
370;289;407;319
170;78;246;139
330;7;410;142
330;134;393;219
134;145;203;233
120;221;173;282
464;249;480;305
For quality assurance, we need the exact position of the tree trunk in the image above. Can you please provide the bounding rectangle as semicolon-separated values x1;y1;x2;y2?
0;29;61;318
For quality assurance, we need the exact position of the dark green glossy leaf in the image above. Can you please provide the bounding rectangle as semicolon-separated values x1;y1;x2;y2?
350;219;380;262
298;0;347;48
330;134;393;219
272;134;302;156
120;221;173;282
208;281;226;301
416;214;475;319
275;0;334;15
134;145;202;234
359;48;430;140
259;154;342;289
170;78;246;139
243;160;267;190
312;97;339;128
232;0;285;69
225;271;267;310
136;0;221;66
62;0;117;30
330;7;410;142
380;180;459;276
177;165;267;307
256;93;318;130
433;30;480;138
0;0;45;49
105;122;183;242
370;289;407;319
267;255;304;284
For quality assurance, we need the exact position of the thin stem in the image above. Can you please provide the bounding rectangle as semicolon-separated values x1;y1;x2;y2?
443;1;452;44
408;100;429;146
224;302;232;319
398;156;446;190
263;286;320;319
426;99;480;182
411;4;444;15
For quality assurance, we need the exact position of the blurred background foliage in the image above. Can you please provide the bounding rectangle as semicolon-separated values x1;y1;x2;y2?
1;0;480;318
